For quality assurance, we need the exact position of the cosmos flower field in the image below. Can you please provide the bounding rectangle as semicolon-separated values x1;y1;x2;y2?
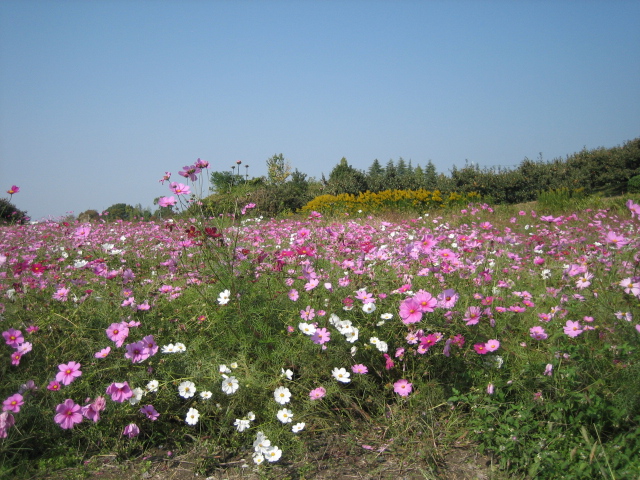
2;176;640;477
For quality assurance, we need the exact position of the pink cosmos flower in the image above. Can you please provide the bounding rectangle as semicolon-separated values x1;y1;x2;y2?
393;379;413;397
158;172;171;184
529;326;548;340
6;185;19;195
140;335;159;357
94;347;111;358
485;339;500;352
487;383;494;395
10;351;23;366
123;423;140;438
0;412;15;438
437;289;459;308
413;290;437;312
47;381;61;392
125;341;150;363
169;182;191;196
52;287;70;302
352;364;368;374
544;364;553;376
474;343;488;354
106;322;129;347
140;404;159;421
311;327;330;345
605;231;629;249
82;396;106;422
3;328;23;348
288;289;299;301
309;387;326;400
463;306;482;325
399;298;422;324
54;399;83;429
55;361;82;386
563;320;583;338
158;196;177;208
383;353;394;370
300;305;315;320
106;382;133;403
2;394;24;413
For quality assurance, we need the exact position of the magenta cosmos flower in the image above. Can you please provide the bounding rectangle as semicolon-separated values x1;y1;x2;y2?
393;379;413;397
2;393;24;413
123;423;140;438
54;399;83;429
6;185;19;195
106;322;129;347
3;328;23;348
82;396;106;422
140;404;159;421
55;361;82;386
399;298;422;324
106;382;133;403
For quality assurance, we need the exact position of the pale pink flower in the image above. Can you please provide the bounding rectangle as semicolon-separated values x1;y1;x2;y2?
309;387;326;400
56;361;82;386
393;379;413;397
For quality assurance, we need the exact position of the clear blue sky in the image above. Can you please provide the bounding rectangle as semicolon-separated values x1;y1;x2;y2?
1;0;639;221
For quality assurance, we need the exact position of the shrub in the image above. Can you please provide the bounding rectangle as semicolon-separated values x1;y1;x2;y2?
628;175;640;193
0;198;29;224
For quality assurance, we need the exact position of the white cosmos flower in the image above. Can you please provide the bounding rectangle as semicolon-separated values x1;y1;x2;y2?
161;344;175;353
376;340;388;353
221;376;239;395
362;302;376;314
344;327;359;343
174;343;187;352
273;386;292;405
276;408;293;423
253;432;271;453
253;453;265;465
264;445;283;462
298;322;316;335
217;289;231;305
178;381;196;398
146;380;159;393
292;422;306;433
129;387;144;405
381;313;393;320
247;411;256;421
219;364;231;374
234;418;251;432
185;407;200;425
332;367;351;383
200;390;212;400
281;368;293;380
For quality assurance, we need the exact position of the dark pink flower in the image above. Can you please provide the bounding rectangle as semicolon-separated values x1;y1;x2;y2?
3;328;23;348
474;343;488;354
